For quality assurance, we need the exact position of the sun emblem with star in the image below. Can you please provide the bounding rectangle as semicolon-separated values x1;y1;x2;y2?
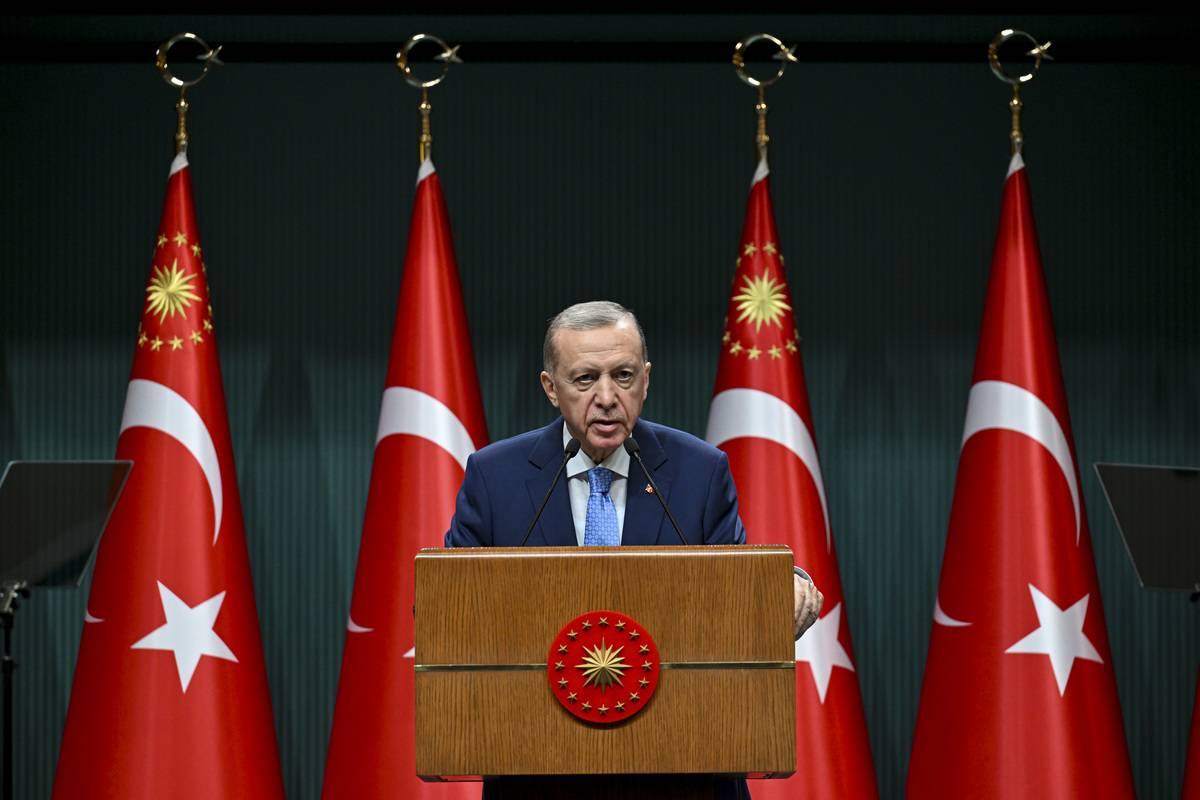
576;639;628;689
734;272;791;332
145;259;201;323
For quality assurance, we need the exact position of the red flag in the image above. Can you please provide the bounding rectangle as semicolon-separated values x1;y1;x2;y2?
907;154;1134;797
1184;669;1200;798
54;152;284;798
323;158;487;798
705;157;878;798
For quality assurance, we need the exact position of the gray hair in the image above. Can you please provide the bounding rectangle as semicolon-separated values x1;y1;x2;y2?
543;301;648;374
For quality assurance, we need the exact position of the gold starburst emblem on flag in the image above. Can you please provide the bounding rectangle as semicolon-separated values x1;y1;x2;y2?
146;260;200;323
734;273;791;332
576;639;627;688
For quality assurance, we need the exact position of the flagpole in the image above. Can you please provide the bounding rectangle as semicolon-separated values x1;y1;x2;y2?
155;32;222;155
987;28;1053;155
732;33;796;162
396;33;462;164
1;582;29;800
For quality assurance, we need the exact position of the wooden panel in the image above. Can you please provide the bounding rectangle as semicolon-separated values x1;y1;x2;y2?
414;545;795;777
415;545;794;663
415;669;794;776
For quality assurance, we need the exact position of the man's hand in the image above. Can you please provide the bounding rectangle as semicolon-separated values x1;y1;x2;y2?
794;573;824;639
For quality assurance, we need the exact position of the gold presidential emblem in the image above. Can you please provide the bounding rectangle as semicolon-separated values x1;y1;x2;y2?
146;259;200;323
576;639;628;689
549;610;661;725
734;272;791;332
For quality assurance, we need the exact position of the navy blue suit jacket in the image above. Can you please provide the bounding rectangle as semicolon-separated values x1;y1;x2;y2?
444;417;746;547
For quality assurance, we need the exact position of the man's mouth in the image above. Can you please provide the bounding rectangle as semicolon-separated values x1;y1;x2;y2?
590;420;622;435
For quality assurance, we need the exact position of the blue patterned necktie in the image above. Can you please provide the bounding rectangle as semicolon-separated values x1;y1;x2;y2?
583;467;619;546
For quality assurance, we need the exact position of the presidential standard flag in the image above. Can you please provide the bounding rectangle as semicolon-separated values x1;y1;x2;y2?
705;156;878;799
323;158;488;798
907;154;1134;797
54;152;284;798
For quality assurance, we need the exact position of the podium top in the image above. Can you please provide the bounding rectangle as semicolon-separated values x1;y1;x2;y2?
0;460;131;587
1094;462;1200;591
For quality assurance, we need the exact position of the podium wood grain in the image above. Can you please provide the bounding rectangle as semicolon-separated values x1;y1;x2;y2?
414;545;796;778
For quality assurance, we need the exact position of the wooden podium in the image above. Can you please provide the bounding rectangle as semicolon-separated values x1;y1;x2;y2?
414;545;796;797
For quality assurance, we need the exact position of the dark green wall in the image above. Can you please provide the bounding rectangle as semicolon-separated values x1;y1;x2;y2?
1;14;1198;799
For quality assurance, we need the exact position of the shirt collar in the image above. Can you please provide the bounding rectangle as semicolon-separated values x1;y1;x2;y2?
562;422;630;479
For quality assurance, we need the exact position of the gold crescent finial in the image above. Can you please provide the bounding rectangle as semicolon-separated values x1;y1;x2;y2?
396;34;462;163
988;29;1053;156
732;33;796;163
155;33;222;155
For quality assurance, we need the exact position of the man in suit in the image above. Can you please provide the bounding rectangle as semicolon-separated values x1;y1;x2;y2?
445;300;822;639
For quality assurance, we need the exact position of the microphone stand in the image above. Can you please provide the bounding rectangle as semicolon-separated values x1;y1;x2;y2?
520;439;581;546
623;437;689;546
1;580;27;800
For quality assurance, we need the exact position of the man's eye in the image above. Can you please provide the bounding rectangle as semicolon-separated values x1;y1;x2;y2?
572;376;596;388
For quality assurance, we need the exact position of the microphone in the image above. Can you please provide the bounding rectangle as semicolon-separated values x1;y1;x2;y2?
519;437;581;546
623;436;689;545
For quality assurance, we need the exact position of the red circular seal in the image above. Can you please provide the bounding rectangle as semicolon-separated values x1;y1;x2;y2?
547;610;660;724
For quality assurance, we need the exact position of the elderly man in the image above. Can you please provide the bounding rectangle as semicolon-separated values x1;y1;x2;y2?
445;300;822;639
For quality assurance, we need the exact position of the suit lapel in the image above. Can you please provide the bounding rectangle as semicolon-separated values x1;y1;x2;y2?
622;422;672;546
524;419;577;546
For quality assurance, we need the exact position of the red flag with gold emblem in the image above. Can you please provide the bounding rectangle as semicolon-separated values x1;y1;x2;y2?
705;157;878;798
907;154;1134;796
54;152;284;797
322;158;487;798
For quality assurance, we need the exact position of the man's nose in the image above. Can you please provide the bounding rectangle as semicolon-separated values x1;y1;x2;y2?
592;375;618;406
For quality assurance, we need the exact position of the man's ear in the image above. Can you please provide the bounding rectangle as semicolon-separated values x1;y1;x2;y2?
642;362;651;401
540;371;559;408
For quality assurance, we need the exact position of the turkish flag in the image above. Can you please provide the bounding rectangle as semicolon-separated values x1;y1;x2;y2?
1183;670;1200;798
54;152;284;798
705;157;878;798
322;158;487;798
907;154;1134;797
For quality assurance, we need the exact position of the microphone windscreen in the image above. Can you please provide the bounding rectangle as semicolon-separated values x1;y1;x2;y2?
623;436;640;456
565;437;582;457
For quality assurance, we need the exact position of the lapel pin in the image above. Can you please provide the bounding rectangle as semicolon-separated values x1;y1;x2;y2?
645;484;654;494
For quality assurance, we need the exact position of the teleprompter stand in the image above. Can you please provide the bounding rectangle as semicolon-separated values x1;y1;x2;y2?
0;460;131;800
1095;462;1200;597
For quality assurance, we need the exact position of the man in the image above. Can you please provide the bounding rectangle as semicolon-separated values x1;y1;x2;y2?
444;301;820;799
445;300;822;639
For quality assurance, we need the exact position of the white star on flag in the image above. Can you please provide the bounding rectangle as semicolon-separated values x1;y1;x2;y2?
131;581;238;692
1005;583;1102;696
794;602;855;703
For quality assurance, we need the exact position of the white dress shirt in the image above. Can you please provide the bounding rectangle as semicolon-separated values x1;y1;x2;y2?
563;425;630;546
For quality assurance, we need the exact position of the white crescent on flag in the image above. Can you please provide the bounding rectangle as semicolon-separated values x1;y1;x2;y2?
375;386;476;470
961;380;1081;545
706;387;831;551
119;378;224;546
933;596;972;627
350;386;477;637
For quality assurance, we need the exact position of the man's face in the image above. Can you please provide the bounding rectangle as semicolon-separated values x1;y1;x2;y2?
540;320;651;463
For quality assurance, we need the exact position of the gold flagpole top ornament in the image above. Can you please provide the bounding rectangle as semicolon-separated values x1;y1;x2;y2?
396;34;462;164
155;32;223;155
732;33;797;162
988;29;1053;156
